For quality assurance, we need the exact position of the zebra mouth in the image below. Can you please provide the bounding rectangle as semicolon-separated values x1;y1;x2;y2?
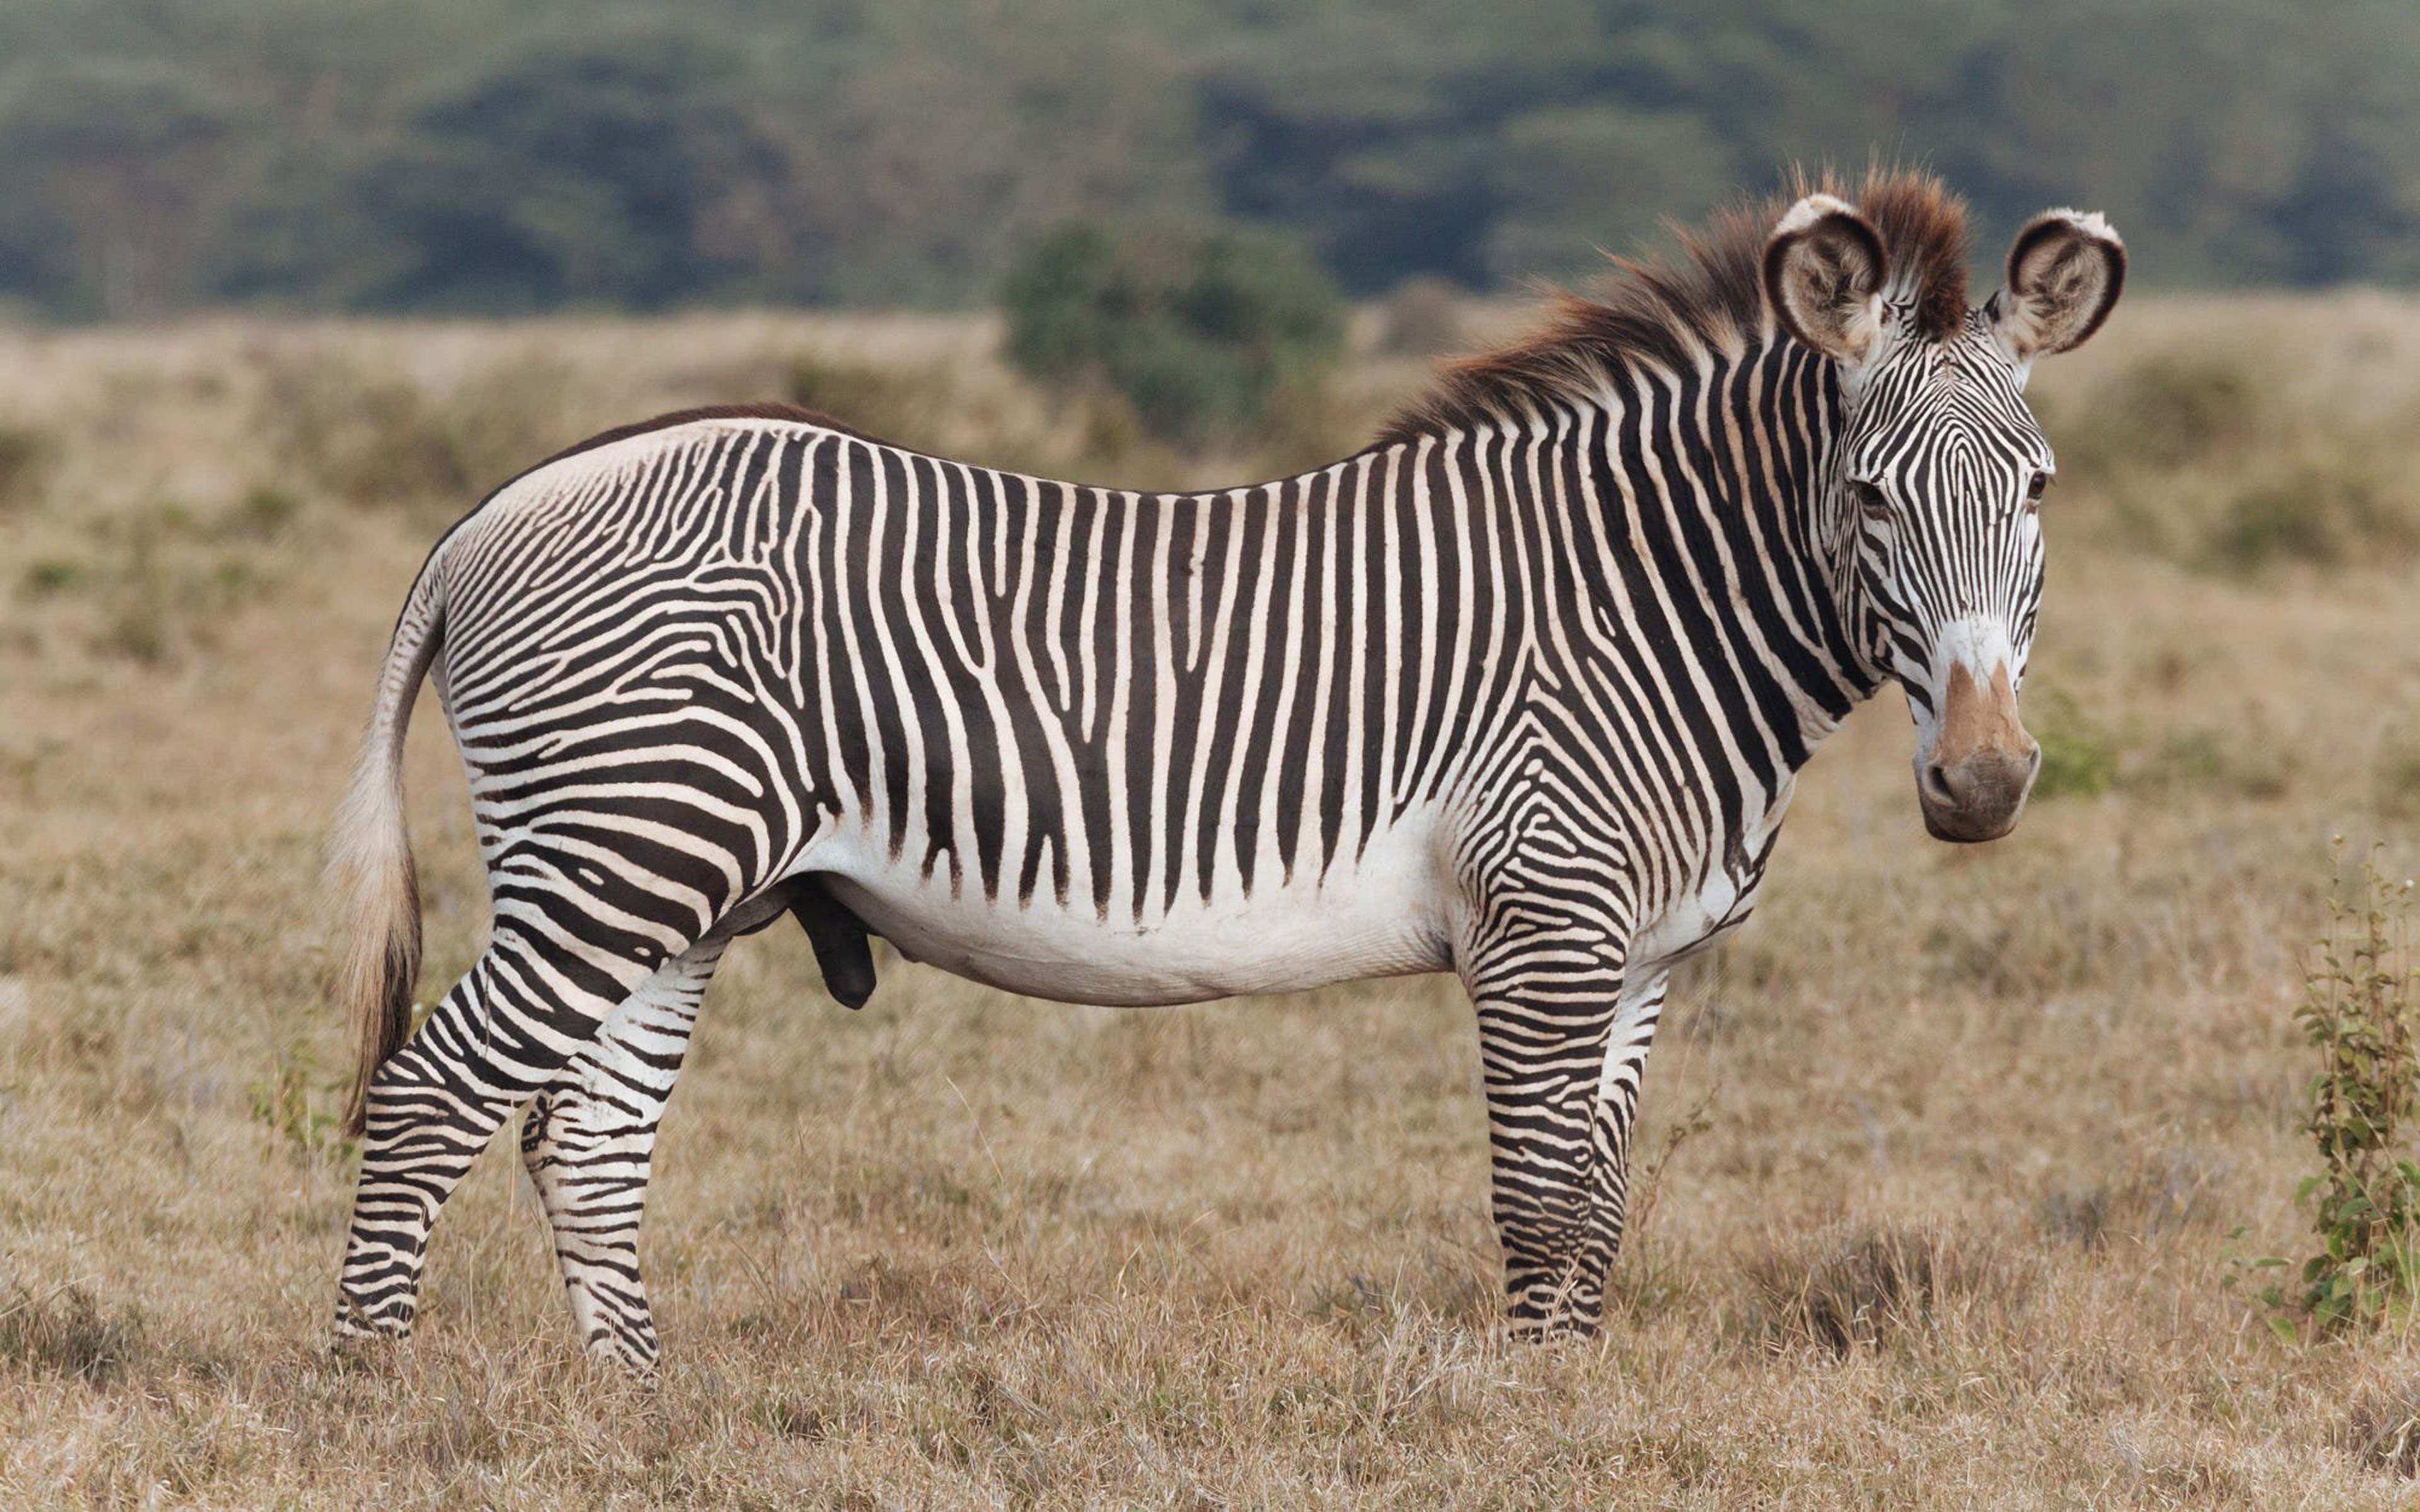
1916;742;2041;843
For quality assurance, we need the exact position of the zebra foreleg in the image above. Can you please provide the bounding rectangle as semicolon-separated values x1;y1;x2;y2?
333;911;682;1348
520;937;725;1375
1587;969;1671;1287
1462;920;1635;1339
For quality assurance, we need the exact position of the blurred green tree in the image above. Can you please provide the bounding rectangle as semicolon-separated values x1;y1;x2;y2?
1001;219;1345;446
0;0;2417;316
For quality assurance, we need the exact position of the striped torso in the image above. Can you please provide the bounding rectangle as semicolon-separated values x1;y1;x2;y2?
430;344;1864;1004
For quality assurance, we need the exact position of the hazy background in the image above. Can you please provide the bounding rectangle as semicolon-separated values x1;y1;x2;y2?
1;0;2414;320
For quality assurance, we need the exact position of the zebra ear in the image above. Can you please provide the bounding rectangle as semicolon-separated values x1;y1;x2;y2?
1992;210;2125;361
1763;193;1891;367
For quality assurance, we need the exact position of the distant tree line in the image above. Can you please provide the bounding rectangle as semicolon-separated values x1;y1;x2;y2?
0;0;2411;319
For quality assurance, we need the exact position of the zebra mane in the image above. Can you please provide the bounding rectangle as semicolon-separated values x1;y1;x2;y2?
1377;166;1972;448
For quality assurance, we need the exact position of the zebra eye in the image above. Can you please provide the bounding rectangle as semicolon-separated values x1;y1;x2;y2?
1849;479;1893;523
2025;471;2051;509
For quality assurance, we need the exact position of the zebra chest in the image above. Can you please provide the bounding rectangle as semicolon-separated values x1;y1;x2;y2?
1627;776;1795;973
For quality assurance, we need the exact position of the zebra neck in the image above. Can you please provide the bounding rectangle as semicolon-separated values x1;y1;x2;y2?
1557;344;1884;776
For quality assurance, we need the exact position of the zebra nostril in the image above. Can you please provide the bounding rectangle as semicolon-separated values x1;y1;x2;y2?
1922;762;1956;804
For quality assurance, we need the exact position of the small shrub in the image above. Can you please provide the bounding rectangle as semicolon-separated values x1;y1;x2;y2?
2206;449;2418;573
255;353;471;508
2061;354;2263;477
2125;726;2293;801
221;484;302;542
2238;845;2420;1334
1001;218;1344;447
98;513;168;663
2378;740;2420;820
251;1044;353;1162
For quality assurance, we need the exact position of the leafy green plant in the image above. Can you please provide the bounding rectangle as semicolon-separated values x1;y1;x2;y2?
2234;844;2420;1335
20;558;82;596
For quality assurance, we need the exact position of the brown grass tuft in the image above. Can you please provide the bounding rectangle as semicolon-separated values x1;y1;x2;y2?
2346;1378;2420;1479
0;1284;145;1385
1743;1222;2031;1356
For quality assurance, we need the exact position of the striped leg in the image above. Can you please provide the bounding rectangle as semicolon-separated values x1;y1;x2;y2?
332;912;673;1344
520;937;724;1373
1461;906;1635;1337
1588;969;1671;1279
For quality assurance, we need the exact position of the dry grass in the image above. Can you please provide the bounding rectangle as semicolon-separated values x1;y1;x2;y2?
5;296;2420;1506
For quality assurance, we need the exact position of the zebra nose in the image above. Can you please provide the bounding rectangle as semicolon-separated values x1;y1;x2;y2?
1922;741;2040;841
1918;658;2038;842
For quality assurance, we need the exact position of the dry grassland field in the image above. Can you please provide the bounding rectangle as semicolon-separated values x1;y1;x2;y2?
7;294;2420;1508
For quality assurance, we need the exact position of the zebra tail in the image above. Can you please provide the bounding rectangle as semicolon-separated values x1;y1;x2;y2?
334;567;445;1139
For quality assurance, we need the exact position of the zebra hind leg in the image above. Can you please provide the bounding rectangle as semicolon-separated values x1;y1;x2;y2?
332;907;688;1349
520;937;726;1376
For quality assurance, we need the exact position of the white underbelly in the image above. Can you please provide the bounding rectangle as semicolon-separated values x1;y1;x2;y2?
809;821;1453;1007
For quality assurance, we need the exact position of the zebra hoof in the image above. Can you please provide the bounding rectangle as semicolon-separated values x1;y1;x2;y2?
580;1327;664;1383
1503;1312;1603;1345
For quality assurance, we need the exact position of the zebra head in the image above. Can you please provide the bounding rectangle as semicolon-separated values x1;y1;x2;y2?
1764;193;2125;842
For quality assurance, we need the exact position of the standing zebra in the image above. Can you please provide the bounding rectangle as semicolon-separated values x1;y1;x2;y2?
328;169;2123;1371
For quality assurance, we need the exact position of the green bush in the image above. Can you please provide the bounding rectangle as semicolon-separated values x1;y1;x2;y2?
1000;219;1344;447
2124;726;2294;801
2232;845;2420;1336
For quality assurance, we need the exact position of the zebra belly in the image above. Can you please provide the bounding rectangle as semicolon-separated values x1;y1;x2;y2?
806;826;1453;1007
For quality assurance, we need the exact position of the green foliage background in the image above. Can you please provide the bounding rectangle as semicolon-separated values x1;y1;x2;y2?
1002;220;1344;444
0;0;2411;318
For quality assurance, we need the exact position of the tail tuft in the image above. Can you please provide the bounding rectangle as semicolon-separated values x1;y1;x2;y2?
333;755;421;1139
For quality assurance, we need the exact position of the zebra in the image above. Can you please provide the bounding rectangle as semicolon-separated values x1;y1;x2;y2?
327;169;2124;1372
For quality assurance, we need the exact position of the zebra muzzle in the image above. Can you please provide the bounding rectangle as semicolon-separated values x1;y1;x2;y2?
1916;659;2039;843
